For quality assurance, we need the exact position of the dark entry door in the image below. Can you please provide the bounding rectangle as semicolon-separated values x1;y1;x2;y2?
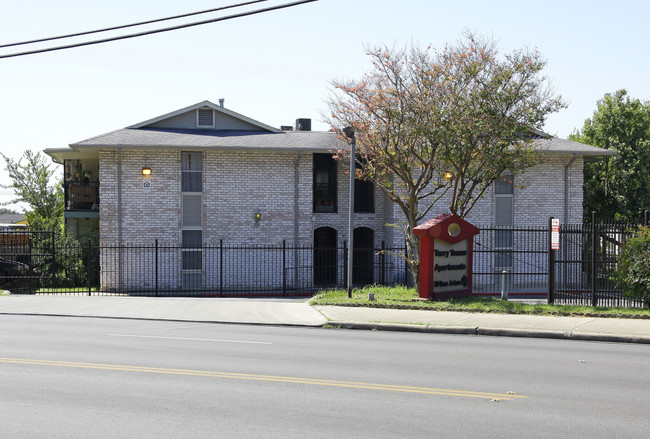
353;227;374;285
314;227;337;286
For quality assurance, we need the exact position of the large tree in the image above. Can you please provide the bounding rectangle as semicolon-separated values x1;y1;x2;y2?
569;89;650;221
1;150;64;231
326;33;565;286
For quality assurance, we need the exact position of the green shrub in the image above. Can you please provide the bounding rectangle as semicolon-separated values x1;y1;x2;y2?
613;226;650;306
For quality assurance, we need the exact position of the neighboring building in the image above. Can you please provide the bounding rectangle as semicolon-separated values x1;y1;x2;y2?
0;213;27;229
44;100;613;293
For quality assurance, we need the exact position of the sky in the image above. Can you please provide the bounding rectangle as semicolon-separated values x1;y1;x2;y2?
1;0;649;211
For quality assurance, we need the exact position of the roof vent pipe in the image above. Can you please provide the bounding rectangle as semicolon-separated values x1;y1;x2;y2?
219;98;225;107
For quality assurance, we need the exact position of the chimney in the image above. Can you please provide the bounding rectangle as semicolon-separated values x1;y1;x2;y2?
295;118;311;131
218;98;225;108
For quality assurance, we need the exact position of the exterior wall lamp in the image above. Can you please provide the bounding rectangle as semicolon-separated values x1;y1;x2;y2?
142;167;152;176
443;171;453;181
254;211;262;226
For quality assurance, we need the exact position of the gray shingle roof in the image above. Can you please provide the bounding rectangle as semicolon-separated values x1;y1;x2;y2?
533;136;615;156
70;128;342;152
70;127;612;157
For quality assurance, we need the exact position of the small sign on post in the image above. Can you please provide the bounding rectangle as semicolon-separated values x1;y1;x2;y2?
551;218;560;250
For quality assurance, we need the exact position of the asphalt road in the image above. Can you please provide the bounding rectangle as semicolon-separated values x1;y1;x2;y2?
0;315;648;438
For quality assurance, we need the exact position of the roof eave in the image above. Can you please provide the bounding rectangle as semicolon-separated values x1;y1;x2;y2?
68;143;339;153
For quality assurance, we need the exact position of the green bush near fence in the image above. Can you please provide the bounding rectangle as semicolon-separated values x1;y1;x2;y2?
613;226;650;306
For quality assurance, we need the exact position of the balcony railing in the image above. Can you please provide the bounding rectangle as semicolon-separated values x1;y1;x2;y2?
64;181;99;211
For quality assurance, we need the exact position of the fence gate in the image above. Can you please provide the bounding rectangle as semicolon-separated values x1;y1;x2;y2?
0;230;55;293
552;213;648;308
472;225;549;297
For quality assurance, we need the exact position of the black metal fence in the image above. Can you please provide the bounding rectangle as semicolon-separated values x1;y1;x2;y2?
2;213;649;309
1;231;56;292
5;239;409;297
473;225;549;297
551;214;648;308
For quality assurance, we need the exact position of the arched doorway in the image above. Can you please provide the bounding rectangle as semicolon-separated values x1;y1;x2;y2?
313;227;337;286
353;227;374;285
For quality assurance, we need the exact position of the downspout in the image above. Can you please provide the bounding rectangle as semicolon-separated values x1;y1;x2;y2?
117;148;123;289
293;151;302;289
564;153;578;223
293;151;302;246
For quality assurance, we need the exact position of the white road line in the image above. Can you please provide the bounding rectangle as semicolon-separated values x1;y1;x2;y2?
107;334;272;344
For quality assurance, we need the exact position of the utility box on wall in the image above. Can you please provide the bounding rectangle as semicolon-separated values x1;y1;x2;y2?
413;214;479;300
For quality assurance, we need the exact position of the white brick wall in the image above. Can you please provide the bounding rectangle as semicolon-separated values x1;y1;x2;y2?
313;156;395;248
97;149;584;291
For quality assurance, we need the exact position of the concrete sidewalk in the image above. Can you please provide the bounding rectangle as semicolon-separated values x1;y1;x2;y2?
0;295;327;326
1;295;649;344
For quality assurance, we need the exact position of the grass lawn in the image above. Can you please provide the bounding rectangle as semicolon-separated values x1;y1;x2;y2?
309;285;650;318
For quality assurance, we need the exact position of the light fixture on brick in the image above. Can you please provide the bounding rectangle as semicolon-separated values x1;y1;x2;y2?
142;167;152;176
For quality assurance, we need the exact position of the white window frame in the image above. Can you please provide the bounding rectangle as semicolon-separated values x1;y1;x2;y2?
181;151;204;289
494;175;514;270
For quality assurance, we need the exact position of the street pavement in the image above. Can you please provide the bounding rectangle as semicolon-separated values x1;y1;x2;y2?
1;294;649;344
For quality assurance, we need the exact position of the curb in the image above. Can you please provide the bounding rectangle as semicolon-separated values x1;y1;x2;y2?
0;312;327;328
327;321;650;344
328;321;477;335
2;311;649;344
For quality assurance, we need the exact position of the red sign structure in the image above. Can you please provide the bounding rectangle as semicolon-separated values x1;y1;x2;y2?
413;214;480;300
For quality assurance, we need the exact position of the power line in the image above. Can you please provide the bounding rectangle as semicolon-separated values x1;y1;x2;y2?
0;0;318;59
0;0;269;49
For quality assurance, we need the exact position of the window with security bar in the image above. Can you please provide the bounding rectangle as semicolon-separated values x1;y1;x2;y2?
495;175;514;269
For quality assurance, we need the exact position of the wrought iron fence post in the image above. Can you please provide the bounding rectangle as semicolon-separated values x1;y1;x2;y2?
400;241;404;286
282;240;287;296
155;239;159;297
380;241;385;285
219;239;224;297
548;217;555;304
343;240;347;289
51;231;55;292
591;211;597;307
645;210;649;226
87;238;92;296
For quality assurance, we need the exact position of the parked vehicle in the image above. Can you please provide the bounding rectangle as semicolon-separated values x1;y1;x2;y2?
0;256;32;289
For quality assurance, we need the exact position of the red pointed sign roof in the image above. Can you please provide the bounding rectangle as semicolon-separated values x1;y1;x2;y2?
413;214;479;244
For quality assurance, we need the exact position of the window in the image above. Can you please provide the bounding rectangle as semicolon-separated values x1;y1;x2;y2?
182;152;203;192
182;194;202;227
182;230;202;248
354;161;375;213
313;154;337;213
495;175;514;269
197;108;214;128
181;152;203;289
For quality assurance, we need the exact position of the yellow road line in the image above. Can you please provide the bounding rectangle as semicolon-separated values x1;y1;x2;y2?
0;357;527;400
